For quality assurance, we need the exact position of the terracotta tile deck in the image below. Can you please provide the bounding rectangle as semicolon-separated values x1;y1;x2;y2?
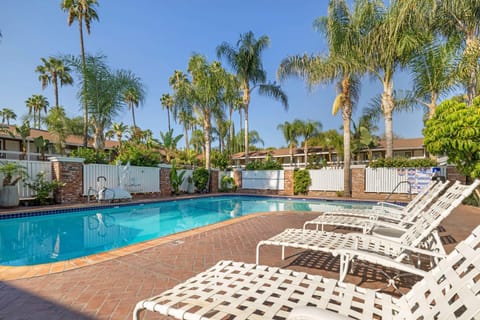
0;202;479;320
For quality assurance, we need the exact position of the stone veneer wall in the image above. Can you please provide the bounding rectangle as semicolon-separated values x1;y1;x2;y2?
283;169;294;196
160;167;171;197
209;170;219;193
51;157;85;204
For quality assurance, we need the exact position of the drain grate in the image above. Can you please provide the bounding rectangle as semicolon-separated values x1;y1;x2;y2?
170;240;185;246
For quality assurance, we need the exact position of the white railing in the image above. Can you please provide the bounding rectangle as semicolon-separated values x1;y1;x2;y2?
0;160;52;199
309;168;344;191
365;167;439;194
83;163;160;195
242;170;284;190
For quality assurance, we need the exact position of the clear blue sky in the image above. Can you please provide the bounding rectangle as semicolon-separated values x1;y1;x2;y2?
0;0;425;148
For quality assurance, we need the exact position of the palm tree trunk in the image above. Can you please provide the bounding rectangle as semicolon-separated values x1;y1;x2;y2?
167;108;171;131
382;81;394;158
465;37;477;106
131;105;137;128
79;20;89;147
244;107;249;164
184;124;189;153
342;110;352;197
228;106;233;155
53;74;59;108
204;117;211;169
304;141;308;168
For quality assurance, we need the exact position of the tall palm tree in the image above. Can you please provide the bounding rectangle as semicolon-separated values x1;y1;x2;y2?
294;119;322;167
362;0;428;158
217;31;288;164
35;56;73;108
277;121;299;166
25;94;49;129
177;109;195;153
61;0;99;147
169;55;234;169
160;93;174;131
435;0;480;105
0;108;16;126
123;75;146;129
278;0;368;196
13;120;31;160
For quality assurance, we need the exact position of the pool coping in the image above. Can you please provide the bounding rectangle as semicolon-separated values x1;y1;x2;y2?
0;210;293;281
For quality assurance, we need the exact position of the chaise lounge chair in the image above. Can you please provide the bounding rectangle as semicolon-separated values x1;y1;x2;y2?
133;225;480;320
303;179;451;234
256;180;479;282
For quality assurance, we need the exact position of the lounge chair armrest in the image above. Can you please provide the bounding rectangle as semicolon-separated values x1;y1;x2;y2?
288;306;351;320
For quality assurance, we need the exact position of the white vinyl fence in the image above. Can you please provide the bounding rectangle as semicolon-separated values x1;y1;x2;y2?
309;168;344;191
83;163;160;195
0;160;52;199
242;170;284;190
179;169;194;193
365;167;440;194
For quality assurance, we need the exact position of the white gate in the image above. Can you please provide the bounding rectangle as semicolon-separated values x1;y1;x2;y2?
242;170;284;190
83;163;160;195
309;168;344;191
365;167;438;194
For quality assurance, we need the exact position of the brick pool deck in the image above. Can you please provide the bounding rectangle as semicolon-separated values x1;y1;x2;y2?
0;201;479;319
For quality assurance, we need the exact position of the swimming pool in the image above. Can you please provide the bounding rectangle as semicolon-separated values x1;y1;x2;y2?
0;195;373;266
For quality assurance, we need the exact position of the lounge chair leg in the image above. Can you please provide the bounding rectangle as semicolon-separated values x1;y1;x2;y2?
339;253;350;282
256;242;263;265
282;246;285;260
133;303;144;320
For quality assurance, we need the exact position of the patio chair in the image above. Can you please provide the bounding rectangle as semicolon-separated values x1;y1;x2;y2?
133;225;480;320
256;180;479;282
303;179;451;234
307;179;449;226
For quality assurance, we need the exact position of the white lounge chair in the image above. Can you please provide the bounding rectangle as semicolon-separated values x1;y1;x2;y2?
133;225;480;320
303;181;450;233
256;180;479;282
303;179;451;234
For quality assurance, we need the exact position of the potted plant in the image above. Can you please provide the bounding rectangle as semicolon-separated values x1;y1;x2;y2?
0;162;27;207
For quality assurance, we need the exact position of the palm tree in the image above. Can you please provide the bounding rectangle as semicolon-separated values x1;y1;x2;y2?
217;31;288;164
362;0;428;158
294;119;322;167
409;42;457;119
277;121;299;166
0;108;16;126
35;56;73;108
434;0;480;105
61;0;99;147
44;106;69;154
159;129;183;163
351;115;378;162
169;55;233;169
123;76;146;129
160;93;174;131
25;94;49;129
278;0;368;196
190;129;205;156
12;120;31;160
177;109;195;153
106;122;129;144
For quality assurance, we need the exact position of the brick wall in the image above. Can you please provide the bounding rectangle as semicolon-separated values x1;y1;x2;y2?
209;170;219;193
51;157;84;204
283;169;294;196
160;167;171;196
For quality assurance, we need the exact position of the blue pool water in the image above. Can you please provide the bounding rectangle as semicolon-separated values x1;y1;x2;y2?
0;195;373;266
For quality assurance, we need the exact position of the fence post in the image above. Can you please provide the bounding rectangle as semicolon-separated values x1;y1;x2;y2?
210;170;219;193
351;165;366;198
159;166;171;196
50;157;85;204
284;168;294;196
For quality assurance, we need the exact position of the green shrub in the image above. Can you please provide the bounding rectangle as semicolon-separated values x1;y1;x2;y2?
26;171;65;205
114;142;161;167
293;169;311;195
245;159;282;170
70;147;110;164
369;157;437;168
169;161;186;195
193;167;209;192
211;150;229;170
220;175;236;192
